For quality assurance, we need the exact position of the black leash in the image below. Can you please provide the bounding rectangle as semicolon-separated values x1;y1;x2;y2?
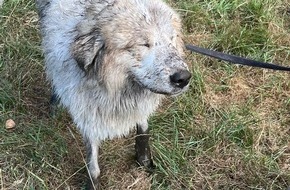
186;44;290;71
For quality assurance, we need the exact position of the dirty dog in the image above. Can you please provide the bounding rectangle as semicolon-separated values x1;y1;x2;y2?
36;0;191;188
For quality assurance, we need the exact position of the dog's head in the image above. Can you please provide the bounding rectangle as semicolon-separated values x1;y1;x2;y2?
72;0;191;95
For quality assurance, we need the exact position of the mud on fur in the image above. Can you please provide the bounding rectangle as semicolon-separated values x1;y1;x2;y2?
36;0;191;188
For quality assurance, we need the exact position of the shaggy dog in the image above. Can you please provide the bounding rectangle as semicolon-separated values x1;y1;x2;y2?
36;0;191;188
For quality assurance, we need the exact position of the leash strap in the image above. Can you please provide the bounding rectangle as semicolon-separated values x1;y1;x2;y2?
186;44;290;71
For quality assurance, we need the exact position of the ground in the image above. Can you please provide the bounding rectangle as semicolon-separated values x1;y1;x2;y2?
0;0;290;189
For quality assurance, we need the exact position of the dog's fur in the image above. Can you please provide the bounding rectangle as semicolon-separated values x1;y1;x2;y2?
36;0;191;188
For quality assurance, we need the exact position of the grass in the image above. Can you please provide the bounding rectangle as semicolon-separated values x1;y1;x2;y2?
0;0;290;189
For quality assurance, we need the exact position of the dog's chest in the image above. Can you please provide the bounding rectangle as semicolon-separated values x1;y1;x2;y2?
76;89;163;139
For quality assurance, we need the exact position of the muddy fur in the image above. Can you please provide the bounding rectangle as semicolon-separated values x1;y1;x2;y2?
36;0;191;188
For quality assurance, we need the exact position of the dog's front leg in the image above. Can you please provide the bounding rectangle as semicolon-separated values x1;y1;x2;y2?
49;87;60;116
85;138;101;190
135;122;154;171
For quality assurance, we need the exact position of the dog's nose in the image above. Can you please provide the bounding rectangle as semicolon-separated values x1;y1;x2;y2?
170;70;191;88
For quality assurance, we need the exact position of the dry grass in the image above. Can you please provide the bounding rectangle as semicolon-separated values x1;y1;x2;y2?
1;0;290;189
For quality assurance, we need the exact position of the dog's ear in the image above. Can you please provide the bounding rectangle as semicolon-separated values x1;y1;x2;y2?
72;33;105;73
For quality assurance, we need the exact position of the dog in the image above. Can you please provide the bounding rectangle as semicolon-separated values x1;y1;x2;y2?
36;0;191;188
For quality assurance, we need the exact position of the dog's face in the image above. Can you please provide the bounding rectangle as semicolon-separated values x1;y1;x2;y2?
72;0;191;95
126;30;191;95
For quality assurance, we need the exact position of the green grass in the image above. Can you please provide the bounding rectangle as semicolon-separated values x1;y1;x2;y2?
1;0;290;189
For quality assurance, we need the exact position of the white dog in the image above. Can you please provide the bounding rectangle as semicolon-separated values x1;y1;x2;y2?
36;0;191;188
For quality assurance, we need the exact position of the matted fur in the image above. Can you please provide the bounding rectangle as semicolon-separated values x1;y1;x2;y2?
37;0;190;187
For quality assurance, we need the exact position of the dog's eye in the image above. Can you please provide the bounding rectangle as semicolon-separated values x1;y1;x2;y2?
142;43;150;48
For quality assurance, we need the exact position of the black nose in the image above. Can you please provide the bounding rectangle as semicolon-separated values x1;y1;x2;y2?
170;70;191;88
